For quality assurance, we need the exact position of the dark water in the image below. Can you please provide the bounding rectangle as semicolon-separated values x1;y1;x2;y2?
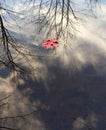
18;62;106;130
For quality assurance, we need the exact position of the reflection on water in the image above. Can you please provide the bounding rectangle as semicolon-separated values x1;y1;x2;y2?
0;59;106;130
18;63;106;130
0;2;106;129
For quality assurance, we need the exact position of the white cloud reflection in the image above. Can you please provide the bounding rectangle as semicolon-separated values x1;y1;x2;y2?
73;113;98;130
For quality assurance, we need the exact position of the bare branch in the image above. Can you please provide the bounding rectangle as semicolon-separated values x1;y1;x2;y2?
0;126;19;130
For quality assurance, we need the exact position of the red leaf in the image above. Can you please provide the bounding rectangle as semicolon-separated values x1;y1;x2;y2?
42;38;59;49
